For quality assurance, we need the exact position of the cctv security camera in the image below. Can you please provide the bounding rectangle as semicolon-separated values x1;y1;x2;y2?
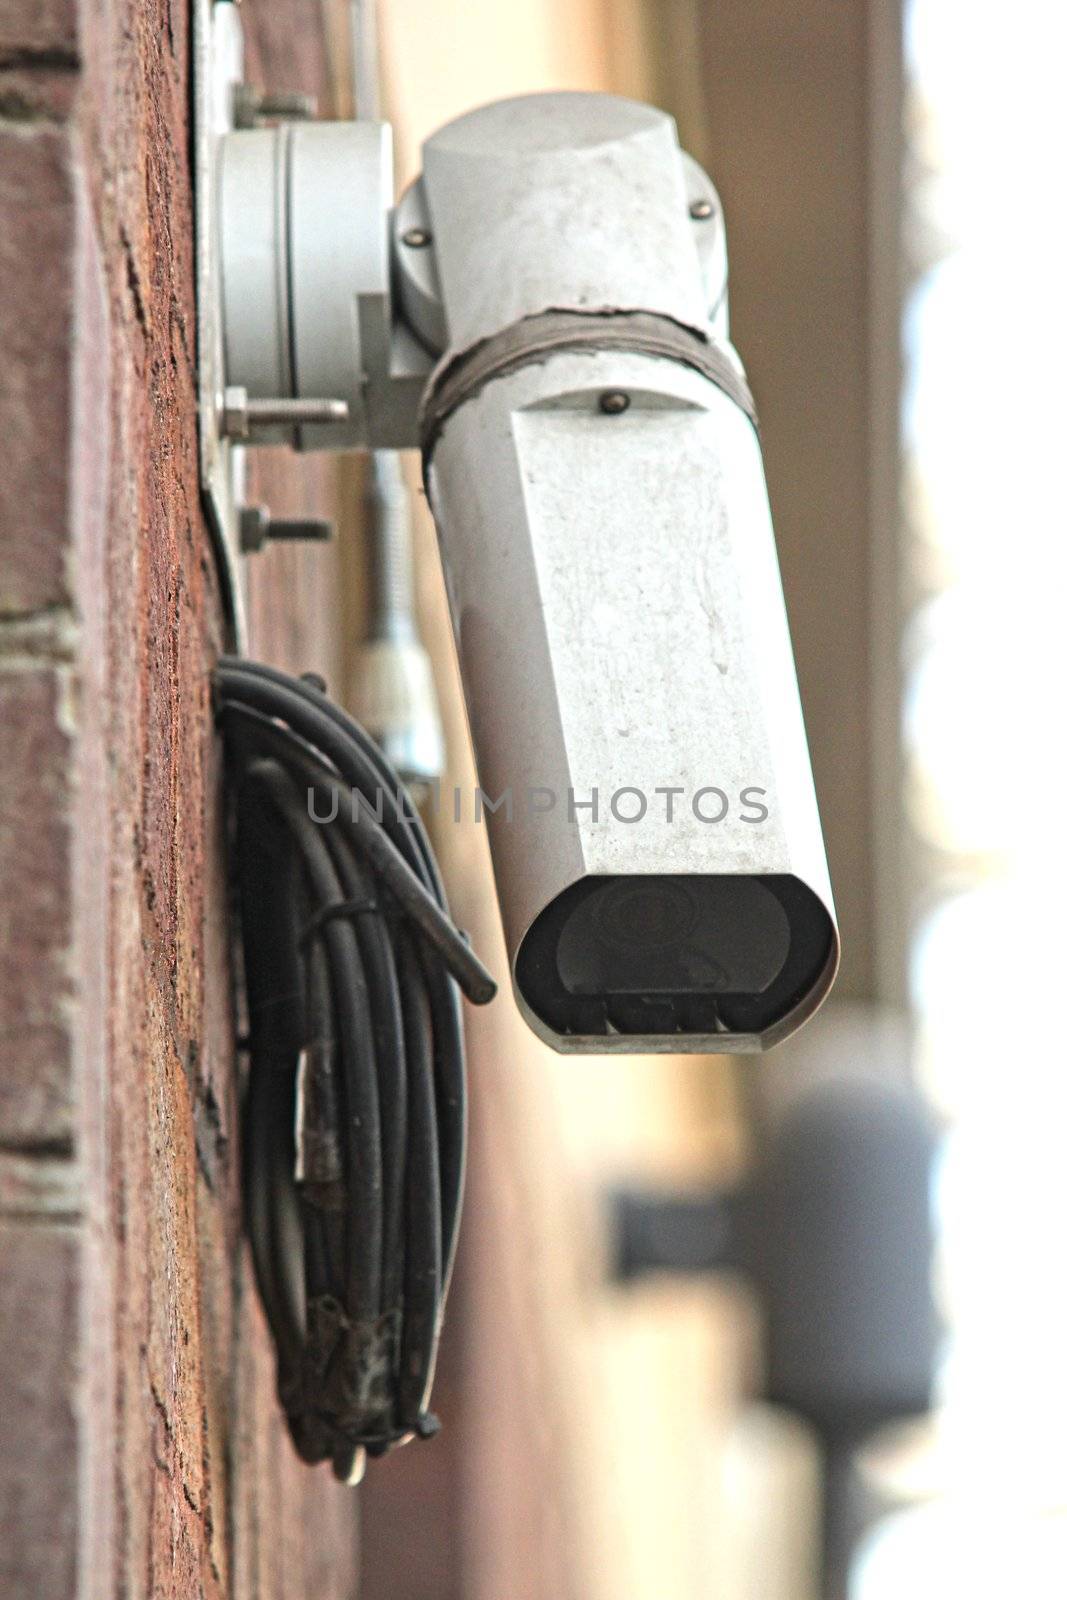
213;89;839;1053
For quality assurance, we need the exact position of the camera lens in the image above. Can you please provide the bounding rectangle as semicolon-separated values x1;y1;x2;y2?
593;880;699;951
515;874;836;1044
556;875;789;997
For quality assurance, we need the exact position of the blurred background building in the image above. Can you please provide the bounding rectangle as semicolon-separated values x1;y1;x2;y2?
0;0;1062;1596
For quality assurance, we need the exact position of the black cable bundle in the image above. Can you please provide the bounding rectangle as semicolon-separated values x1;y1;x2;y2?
214;658;496;1481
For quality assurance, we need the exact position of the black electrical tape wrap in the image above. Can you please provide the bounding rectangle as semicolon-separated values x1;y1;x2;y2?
214;658;496;1482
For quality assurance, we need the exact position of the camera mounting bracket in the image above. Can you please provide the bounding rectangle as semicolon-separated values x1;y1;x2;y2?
194;0;729;650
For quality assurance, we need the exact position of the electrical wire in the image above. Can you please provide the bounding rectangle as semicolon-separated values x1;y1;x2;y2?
214;657;495;1481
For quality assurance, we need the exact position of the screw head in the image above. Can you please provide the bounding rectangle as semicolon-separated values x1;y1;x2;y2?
599;391;630;416
222;384;250;440
689;197;715;220
238;503;271;553
402;227;433;249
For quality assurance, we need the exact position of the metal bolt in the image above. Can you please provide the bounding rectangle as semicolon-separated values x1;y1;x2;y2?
689;197;715;220
599;391;630;416
258;90;317;119
221;386;349;440
244;397;349;430
234;82;317;128
401;227;433;249
239;505;271;552
239;504;335;553
264;517;334;543
222;386;252;440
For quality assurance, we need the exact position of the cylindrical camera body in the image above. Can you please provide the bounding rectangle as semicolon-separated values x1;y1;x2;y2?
417;93;838;1051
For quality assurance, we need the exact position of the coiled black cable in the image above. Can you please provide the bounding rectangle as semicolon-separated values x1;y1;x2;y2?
214;658;495;1482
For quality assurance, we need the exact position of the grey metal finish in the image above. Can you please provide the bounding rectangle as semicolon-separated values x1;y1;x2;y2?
217;117;430;450
220;387;350;439
203;80;839;1050
218;128;294;436
679;152;730;333
420;94;709;352
392;178;447;353
219;120;395;449
288;121;392;449
410;94;836;1051
392;154;726;358
349;454;445;784
426;348;837;1050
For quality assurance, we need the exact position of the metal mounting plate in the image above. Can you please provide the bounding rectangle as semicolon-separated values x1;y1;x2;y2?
193;0;246;647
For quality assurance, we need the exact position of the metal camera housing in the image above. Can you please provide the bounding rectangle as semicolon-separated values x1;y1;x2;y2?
210;86;839;1053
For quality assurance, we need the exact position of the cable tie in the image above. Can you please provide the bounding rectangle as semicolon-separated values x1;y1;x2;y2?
299;895;380;947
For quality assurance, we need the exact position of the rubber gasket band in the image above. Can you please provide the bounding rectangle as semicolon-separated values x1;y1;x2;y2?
419;308;758;467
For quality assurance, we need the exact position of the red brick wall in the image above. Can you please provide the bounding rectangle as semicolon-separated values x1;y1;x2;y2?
0;3;359;1594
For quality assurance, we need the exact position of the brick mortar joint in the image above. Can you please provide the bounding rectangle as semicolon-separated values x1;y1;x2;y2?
0;1146;83;1223
0;48;80;73
0;608;79;664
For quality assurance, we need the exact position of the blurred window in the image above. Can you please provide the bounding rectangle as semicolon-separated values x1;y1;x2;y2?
856;1;1067;1590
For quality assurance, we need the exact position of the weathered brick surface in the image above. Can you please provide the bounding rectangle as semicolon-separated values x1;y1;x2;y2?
0;666;76;1146
0;0;77;62
0;2;358;1595
0;1223;79;1598
0;125;76;614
